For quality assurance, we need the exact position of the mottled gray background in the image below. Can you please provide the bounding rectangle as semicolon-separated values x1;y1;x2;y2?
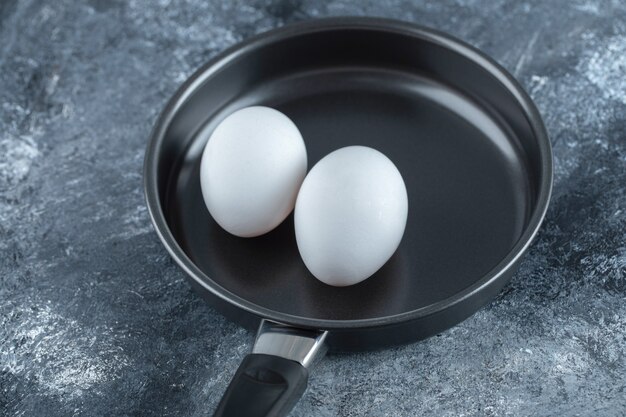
1;0;625;416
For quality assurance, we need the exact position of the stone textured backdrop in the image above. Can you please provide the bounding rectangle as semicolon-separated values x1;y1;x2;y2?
1;1;625;416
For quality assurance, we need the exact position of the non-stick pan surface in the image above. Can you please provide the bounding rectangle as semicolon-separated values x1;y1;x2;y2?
144;18;552;352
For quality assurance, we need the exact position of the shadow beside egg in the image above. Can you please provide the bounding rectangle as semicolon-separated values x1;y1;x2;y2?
202;213;309;308
298;245;412;320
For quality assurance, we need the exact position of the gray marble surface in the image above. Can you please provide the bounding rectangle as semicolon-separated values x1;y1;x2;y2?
1;1;625;416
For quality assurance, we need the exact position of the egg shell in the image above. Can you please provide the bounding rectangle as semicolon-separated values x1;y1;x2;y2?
200;106;307;237
295;146;408;286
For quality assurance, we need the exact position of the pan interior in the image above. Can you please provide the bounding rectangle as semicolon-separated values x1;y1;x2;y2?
147;24;542;323
160;28;536;321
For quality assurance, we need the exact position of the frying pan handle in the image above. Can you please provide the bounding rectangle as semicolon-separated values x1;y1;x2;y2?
213;320;328;417
212;353;308;417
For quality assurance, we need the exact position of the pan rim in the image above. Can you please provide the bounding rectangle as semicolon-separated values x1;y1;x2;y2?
143;16;553;330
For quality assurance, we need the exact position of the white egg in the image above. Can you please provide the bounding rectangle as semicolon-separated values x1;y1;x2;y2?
295;146;408;287
200;106;307;237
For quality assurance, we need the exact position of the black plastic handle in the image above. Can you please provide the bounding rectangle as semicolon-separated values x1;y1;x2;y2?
213;353;309;417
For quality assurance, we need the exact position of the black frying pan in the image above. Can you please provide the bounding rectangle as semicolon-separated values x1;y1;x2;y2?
144;18;552;417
